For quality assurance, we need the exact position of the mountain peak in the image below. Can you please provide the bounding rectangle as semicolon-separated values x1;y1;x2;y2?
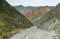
19;5;24;7
56;3;60;7
57;3;60;5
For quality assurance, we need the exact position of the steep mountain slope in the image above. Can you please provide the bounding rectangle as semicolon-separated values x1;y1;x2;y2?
0;0;33;39
35;3;60;36
14;5;35;15
26;6;53;23
10;4;60;39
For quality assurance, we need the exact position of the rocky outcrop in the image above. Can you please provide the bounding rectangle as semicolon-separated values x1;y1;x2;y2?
26;6;53;23
36;3;60;35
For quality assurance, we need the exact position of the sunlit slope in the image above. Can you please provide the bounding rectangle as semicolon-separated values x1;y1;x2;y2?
35;3;60;34
26;6;53;23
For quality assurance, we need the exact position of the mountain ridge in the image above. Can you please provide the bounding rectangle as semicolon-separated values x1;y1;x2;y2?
0;0;33;39
26;6;53;23
14;5;35;15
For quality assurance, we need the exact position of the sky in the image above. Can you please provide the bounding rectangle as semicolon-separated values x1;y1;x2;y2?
6;0;60;6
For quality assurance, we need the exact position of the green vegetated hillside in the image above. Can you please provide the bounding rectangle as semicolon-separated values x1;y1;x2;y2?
34;3;60;39
0;0;33;39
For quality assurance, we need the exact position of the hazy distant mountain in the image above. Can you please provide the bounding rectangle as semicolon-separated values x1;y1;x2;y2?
26;6;53;23
14;5;35;15
0;0;33;39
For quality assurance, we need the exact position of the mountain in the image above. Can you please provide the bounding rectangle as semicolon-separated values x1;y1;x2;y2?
35;3;60;37
14;5;35;15
10;3;60;39
26;6;53;23
0;0;33;39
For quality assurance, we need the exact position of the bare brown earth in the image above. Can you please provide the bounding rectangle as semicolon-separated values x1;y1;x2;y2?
26;6;53;22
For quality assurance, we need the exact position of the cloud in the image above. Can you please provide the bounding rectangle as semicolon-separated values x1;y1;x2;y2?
6;0;60;6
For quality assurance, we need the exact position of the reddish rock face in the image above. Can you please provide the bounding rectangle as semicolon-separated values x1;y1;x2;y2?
26;6;53;21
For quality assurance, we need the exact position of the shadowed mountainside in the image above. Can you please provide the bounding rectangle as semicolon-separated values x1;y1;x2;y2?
0;0;33;39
